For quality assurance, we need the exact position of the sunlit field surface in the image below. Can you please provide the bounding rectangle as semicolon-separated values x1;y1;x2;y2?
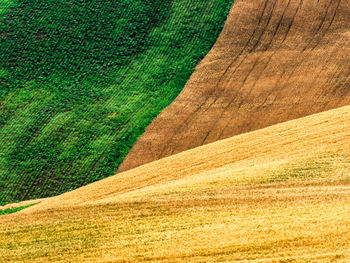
1;106;349;262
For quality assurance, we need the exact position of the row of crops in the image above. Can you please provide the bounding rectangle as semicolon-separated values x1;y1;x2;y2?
0;0;234;204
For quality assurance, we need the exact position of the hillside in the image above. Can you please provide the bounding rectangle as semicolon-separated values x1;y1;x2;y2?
1;105;350;262
119;0;350;172
0;0;234;204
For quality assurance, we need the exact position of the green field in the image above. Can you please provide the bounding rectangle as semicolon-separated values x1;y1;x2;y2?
0;0;234;204
0;203;35;215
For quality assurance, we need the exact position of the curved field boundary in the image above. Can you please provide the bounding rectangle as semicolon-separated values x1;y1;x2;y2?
119;0;350;172
0;0;234;204
1;105;350;262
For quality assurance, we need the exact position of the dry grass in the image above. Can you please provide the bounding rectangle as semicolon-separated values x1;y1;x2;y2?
1;105;350;262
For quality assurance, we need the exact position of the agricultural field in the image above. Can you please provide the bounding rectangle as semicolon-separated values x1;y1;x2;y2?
119;0;350;172
0;0;234;204
1;105;350;262
1;0;349;261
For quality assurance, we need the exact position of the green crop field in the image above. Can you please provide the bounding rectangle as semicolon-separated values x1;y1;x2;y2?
0;0;234;205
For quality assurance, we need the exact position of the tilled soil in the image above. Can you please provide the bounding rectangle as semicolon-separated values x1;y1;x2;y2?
119;0;350;172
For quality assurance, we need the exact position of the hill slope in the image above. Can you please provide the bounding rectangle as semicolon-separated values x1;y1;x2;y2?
119;0;350;172
1;105;350;262
0;0;234;204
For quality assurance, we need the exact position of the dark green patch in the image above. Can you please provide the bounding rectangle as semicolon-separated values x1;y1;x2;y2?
0;203;36;215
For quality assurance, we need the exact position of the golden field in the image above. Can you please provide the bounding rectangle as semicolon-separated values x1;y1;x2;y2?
1;105;350;262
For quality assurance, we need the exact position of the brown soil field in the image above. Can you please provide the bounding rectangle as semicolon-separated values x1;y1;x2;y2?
119;0;350;172
1;105;350;262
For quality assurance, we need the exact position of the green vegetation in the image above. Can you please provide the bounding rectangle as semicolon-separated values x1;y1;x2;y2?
0;203;35;215
0;0;234;204
0;0;13;15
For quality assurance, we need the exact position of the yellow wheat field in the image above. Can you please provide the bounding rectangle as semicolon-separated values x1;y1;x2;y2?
1;105;350;262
